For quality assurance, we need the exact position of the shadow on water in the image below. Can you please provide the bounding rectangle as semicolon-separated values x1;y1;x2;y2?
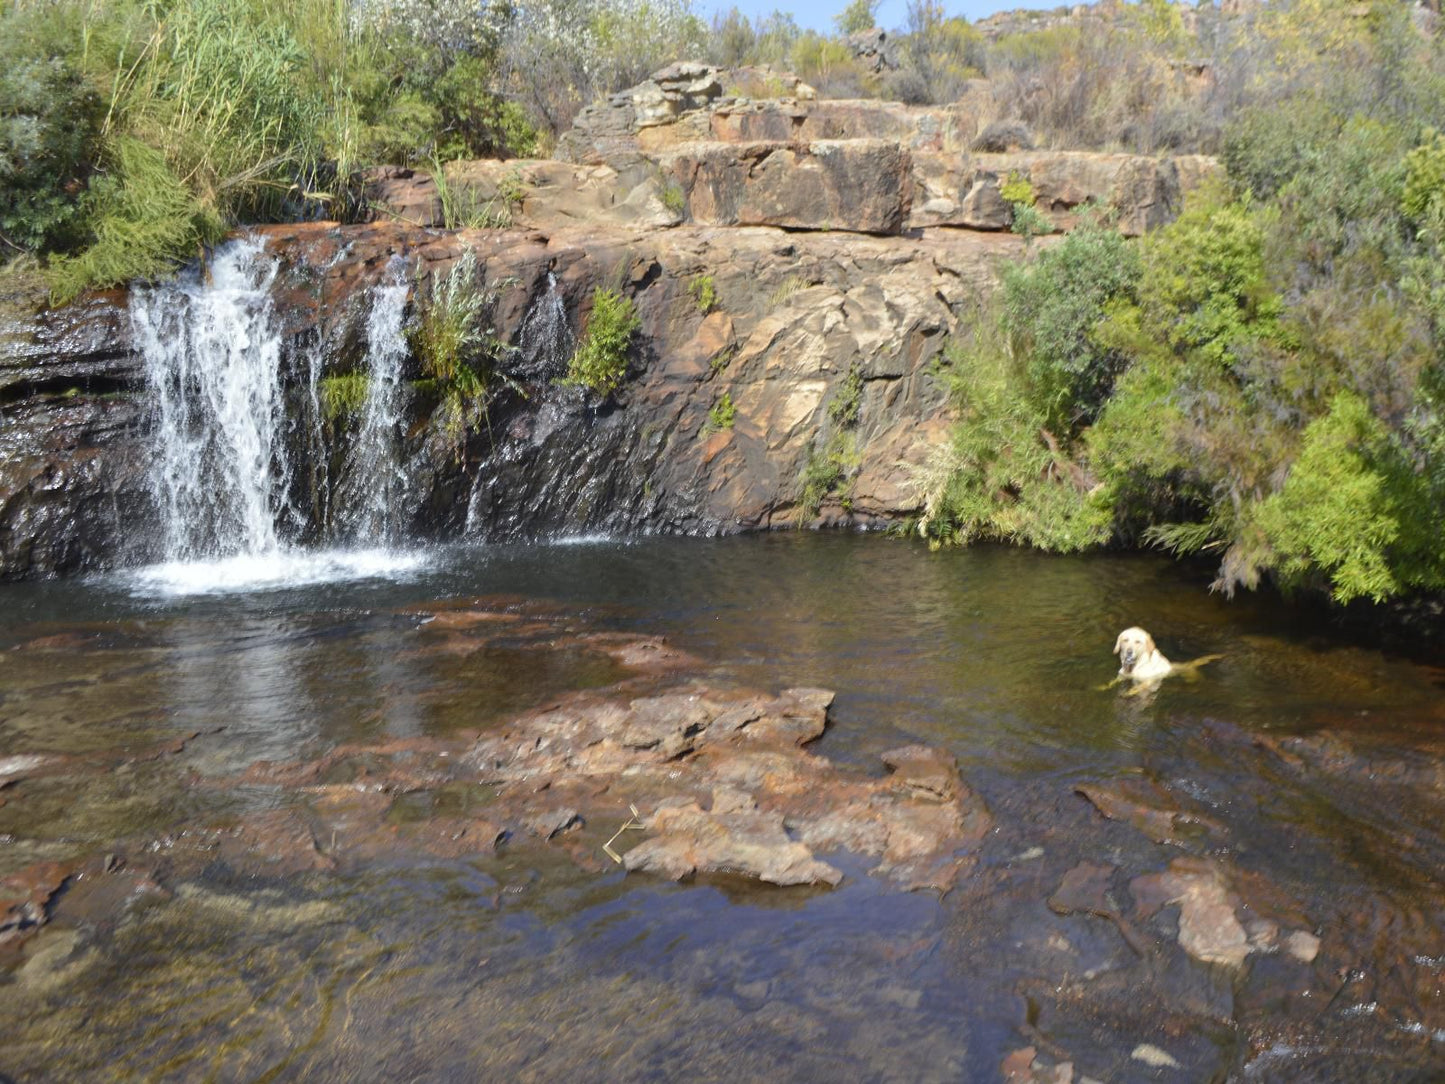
1;534;1442;1081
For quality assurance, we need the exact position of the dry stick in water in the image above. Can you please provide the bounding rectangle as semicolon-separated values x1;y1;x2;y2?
602;804;645;863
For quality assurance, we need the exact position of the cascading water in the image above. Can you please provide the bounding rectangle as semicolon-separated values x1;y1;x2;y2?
132;235;291;563
465;272;573;534
129;235;424;595
516;271;573;377
335;256;411;545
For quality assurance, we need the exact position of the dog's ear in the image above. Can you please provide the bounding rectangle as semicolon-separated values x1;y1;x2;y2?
1143;632;1157;656
1113;632;1126;655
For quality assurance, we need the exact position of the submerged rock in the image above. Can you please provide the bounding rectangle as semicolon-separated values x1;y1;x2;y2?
1131;857;1252;968
624;798;842;886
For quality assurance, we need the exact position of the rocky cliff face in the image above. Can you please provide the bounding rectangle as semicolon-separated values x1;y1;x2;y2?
0;67;1220;580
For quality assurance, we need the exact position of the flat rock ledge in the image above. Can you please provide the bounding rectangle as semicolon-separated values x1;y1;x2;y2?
467;686;992;890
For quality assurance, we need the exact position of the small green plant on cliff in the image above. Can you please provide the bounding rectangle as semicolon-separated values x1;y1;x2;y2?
797;367;866;521
688;274;717;314
431;158;520;230
999;171;1035;205
768;275;808;308
319;371;372;423
827;364;863;427
562;286;640;398
661;180;687;217
1000;172;1053;242
704;390;735;433
798;432;860;521
409;250;510;454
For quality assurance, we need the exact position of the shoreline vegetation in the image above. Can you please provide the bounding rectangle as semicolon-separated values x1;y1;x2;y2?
3;0;1443;614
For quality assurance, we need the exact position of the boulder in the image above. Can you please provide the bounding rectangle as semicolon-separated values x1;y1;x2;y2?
662;139;913;234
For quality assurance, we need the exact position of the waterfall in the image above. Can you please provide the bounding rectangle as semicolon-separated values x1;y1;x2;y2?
335;256;410;545
132;235;291;562
129;236;425;595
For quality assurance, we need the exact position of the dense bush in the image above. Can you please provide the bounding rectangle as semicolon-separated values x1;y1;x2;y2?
999;218;1140;432
563;287;640;398
0;9;103;254
922;1;1445;607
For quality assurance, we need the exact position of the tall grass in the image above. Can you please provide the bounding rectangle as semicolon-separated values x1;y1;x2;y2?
2;0;534;301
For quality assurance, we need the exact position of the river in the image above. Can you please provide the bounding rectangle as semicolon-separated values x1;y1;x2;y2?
1;534;1441;1081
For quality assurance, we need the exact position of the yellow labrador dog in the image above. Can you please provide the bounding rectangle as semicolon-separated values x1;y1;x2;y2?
1114;626;1172;682
1107;626;1221;693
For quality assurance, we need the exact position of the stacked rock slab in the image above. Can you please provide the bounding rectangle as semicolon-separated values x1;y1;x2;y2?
370;63;1219;238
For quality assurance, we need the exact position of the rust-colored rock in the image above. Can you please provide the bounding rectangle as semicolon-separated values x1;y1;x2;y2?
1;861;71;949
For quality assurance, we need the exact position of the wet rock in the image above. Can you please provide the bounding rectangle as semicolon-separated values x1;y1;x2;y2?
1284;930;1320;963
1075;777;1222;846
0;754;49;788
1047;860;1154;958
882;743;962;801
623;799;842;886
525;807;582;840
49;856;169;929
620;694;713;757
214;807;336;876
1001;1046;1038;1081
1131;1043;1181;1069
3;216;1017;572
1001;1046;1076;1084
1131;858;1251;968
1048;862;1117;918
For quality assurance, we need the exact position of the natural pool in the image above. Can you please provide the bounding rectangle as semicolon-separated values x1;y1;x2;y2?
1;534;1442;1081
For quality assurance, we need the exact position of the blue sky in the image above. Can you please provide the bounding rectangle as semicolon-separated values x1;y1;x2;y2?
699;1;1052;34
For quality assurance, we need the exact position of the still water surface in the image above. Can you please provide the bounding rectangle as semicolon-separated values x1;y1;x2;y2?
1;535;1441;1081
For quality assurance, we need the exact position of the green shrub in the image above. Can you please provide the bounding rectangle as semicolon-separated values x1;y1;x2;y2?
999;171;1034;205
0;34;103;253
410;250;510;452
1253;393;1444;603
688;274;716;314
45;137;223;304
563;287;640;398
913;325;1110;551
705;390;735;432
834;0;878;36
1402;129;1445;238
1000;219;1140;430
998;172;1053;241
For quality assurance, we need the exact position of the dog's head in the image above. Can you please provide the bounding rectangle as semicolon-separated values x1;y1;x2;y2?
1113;627;1156;674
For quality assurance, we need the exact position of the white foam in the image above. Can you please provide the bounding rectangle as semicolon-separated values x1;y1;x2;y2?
547;533;622;546
124;548;429;597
